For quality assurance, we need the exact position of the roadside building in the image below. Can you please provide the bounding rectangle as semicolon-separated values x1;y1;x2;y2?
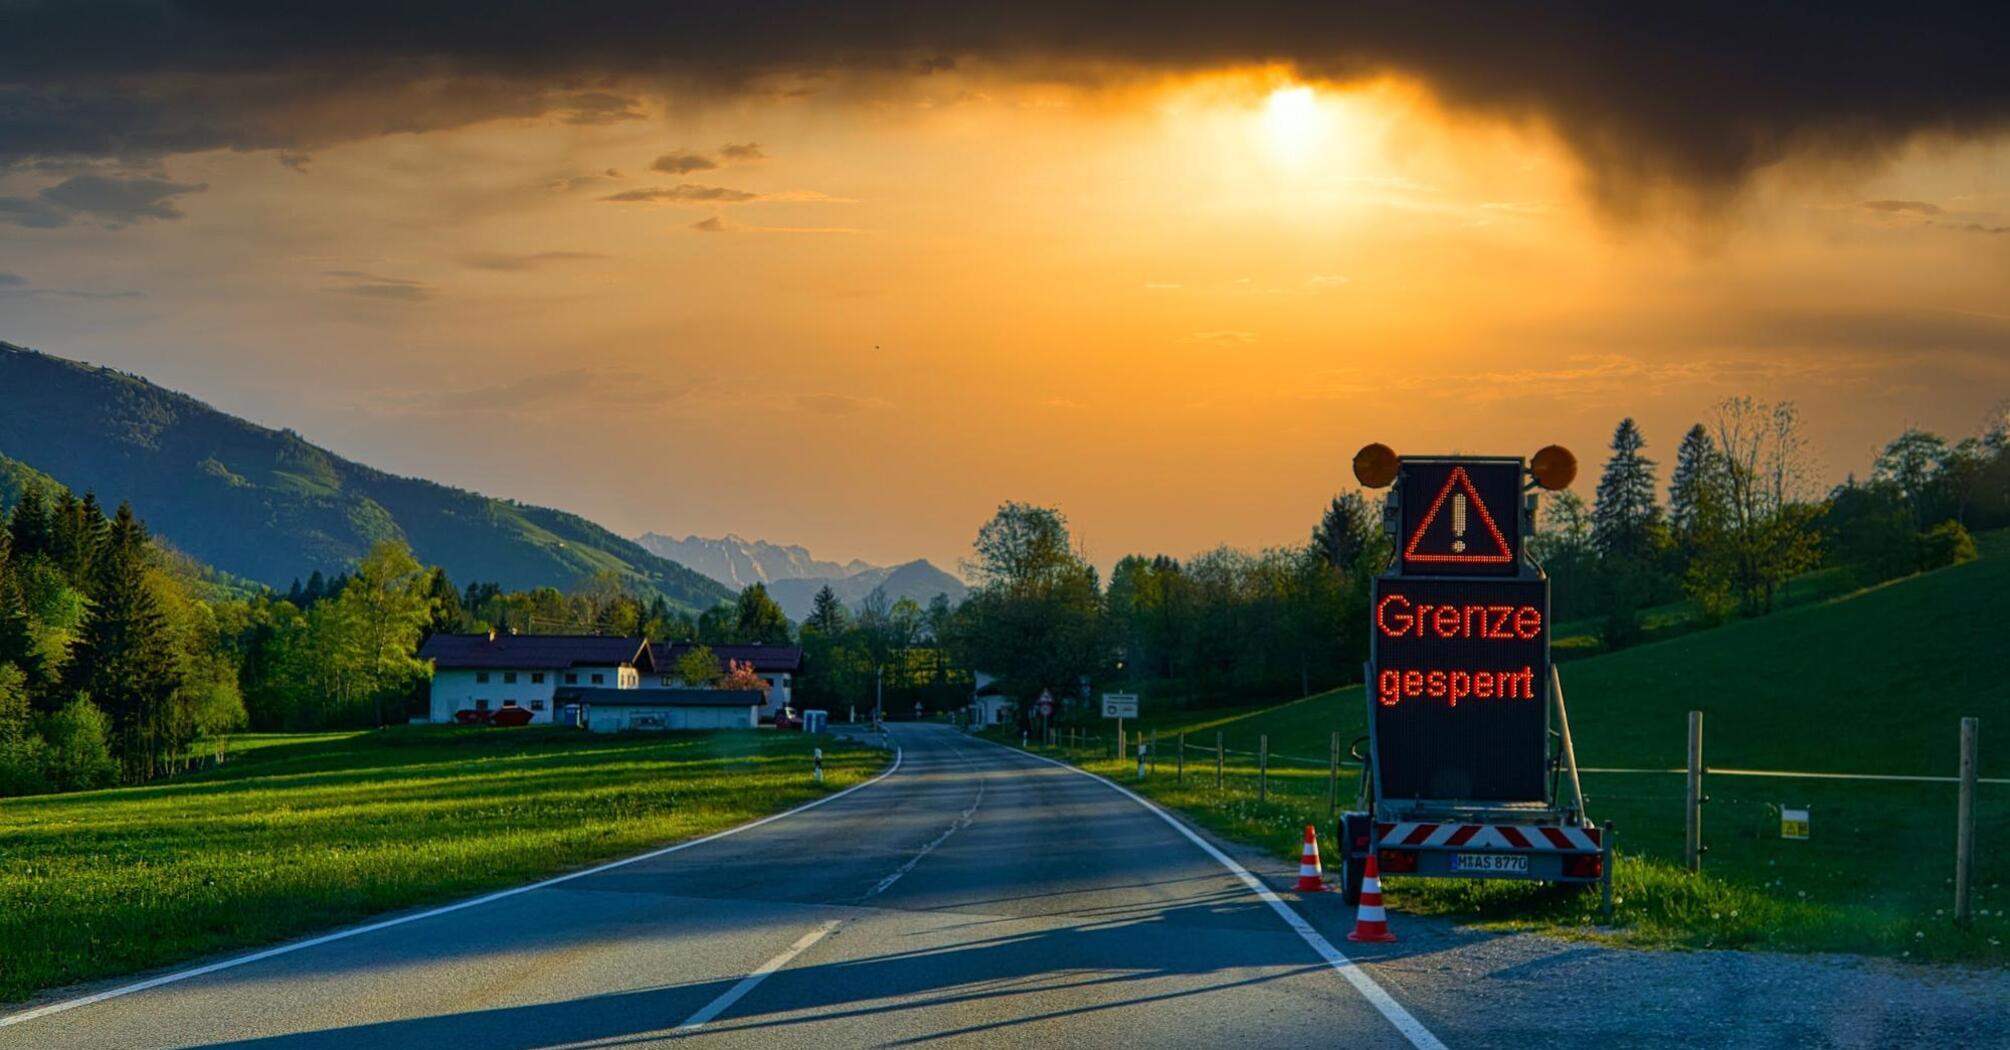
558;687;765;733
970;671;1016;726
418;631;655;724
648;641;803;719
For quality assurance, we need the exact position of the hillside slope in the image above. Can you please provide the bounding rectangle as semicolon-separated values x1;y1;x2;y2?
0;343;732;610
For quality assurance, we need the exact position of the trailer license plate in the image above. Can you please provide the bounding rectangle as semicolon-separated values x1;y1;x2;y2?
1452;853;1528;874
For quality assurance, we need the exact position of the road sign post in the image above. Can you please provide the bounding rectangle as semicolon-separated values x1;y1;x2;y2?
1686;710;1705;874
1957;716;1978;925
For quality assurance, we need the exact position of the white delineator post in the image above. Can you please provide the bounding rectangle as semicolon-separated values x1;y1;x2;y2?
1956;716;1978;925
813;747;824;785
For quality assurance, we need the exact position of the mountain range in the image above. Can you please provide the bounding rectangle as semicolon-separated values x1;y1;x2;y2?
637;532;967;620
0;342;733;611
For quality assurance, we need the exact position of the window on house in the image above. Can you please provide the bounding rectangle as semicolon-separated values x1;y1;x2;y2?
475;672;490;684
529;699;545;712
565;673;578;685
661;676;673;687
591;673;605;685
530;672;544;685
475;699;490;711
502;699;518;708
503;672;517;685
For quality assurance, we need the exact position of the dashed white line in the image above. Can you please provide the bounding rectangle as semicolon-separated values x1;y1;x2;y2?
674;920;843;1034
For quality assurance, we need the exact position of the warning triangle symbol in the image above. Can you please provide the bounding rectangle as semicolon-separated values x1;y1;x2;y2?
1404;466;1515;564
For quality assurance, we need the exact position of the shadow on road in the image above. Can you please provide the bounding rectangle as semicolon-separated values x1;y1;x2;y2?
183;895;1334;1049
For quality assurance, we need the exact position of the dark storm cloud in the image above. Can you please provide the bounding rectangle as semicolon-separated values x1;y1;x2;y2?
0;174;207;227
1;4;2006;205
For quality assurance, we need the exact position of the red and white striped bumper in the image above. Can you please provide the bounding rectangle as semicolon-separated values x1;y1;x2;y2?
1377;821;1602;852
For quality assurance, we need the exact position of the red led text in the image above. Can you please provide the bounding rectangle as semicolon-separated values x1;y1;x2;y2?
1377;667;1537;708
1375;593;1542;641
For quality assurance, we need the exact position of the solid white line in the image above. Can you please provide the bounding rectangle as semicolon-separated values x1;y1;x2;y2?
0;744;905;1030
993;742;1449;1050
674;919;842;1033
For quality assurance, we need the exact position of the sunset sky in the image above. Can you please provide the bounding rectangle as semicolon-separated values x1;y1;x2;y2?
3;7;2006;572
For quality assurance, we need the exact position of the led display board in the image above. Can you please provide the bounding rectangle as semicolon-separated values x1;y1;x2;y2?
1371;575;1550;802
1397;459;1524;577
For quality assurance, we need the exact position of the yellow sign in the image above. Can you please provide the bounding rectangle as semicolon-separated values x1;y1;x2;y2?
1781;807;1810;840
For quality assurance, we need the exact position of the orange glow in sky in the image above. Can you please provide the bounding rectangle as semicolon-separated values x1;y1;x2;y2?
2;67;2005;569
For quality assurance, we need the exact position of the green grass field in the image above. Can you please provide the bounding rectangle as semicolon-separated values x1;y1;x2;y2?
1004;532;2010;961
0;727;886;1003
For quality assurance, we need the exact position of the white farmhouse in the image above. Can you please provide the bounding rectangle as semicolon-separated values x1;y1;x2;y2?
647;641;804;721
418;631;656;724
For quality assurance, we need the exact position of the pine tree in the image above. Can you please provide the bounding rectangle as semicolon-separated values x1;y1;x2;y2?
1311;492;1375;573
287;578;305;605
7;488;52;560
1668;423;1724;550
64;503;182;781
1591;418;1661;560
303;570;327;606
0;532;38;685
807;584;849;635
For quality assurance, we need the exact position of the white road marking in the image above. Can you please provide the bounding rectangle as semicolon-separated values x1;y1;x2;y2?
0;743;905;1030
674;919;843;1034
863;747;986;900
995;740;1451;1050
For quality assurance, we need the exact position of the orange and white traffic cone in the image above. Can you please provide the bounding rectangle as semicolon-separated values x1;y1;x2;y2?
1346;850;1398;942
1295;825;1326;892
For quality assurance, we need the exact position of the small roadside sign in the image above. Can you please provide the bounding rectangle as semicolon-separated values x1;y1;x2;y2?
1101;693;1138;719
1036;690;1054;718
1781;807;1810;840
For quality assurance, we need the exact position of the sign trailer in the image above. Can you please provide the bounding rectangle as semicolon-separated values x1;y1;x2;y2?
1338;444;1612;913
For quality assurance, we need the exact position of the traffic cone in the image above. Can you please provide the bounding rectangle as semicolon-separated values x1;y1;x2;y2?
1347;850;1398;942
1295;825;1326;892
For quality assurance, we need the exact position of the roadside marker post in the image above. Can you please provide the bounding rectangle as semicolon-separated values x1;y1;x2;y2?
1328;731;1341;816
813;747;824;785
1685;711;1705;874
1177;733;1185;782
1259;735;1270;803
1956;716;1978;925
1137;741;1148;781
1215;731;1224;790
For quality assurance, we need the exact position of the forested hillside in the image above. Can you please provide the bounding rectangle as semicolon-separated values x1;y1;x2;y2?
0;343;730;611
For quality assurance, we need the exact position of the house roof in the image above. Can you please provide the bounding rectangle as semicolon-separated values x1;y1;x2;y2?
650;641;804;674
553;687;764;708
419;634;656;672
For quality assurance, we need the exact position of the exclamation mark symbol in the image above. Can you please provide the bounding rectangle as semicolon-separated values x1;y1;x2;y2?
1451;493;1467;553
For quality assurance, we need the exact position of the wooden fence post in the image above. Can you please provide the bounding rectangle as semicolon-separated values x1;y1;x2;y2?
1957;716;1978;925
1685;710;1704;874
1215;731;1224;790
1177;733;1185;782
1259;734;1269;803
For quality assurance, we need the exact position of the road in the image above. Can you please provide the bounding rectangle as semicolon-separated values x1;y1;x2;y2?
2;723;1435;1050
6;723;2005;1050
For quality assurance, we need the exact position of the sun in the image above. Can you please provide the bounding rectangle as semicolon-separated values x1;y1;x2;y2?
1260;85;1329;164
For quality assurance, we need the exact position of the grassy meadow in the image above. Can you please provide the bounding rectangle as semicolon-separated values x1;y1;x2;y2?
0;727;886;1003
998;530;2010;961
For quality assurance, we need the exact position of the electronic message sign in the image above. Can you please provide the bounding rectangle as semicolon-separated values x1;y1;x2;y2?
1398;459;1524;577
1371;575;1550;802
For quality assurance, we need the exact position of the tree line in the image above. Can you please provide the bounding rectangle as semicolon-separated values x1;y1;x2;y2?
938;398;2010;719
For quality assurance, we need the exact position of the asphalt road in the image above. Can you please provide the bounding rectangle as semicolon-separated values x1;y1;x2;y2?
0;723;1437;1050
11;724;2004;1049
